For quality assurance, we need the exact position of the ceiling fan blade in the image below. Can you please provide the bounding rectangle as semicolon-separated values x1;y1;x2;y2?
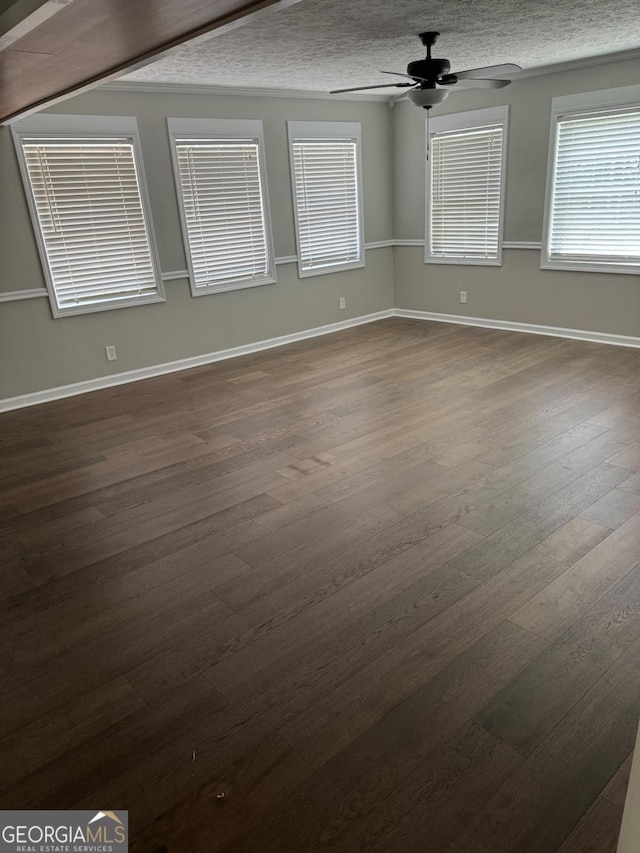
392;85;420;102
330;82;414;93
381;69;430;83
446;63;522;80
446;77;511;89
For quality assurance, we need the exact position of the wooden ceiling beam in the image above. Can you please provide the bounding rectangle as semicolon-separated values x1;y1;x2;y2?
1;0;297;123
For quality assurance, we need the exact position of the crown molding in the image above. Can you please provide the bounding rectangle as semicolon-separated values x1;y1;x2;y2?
508;46;640;82
103;46;640;104
100;80;390;102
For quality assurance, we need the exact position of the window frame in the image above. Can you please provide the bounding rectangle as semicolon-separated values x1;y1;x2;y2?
425;105;509;268
167;117;277;297
541;84;640;276
287;120;365;279
12;113;165;319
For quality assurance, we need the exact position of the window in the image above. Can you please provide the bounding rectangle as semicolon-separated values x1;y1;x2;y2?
426;106;508;266
543;85;640;274
13;115;163;317
287;121;364;278
167;118;275;296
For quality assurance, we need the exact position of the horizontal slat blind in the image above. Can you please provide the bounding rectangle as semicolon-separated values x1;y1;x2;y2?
549;109;640;263
429;124;504;260
174;138;270;289
21;137;159;310
291;138;360;271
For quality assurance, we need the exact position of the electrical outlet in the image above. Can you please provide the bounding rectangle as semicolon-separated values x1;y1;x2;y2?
339;297;346;310
459;291;468;304
105;345;117;362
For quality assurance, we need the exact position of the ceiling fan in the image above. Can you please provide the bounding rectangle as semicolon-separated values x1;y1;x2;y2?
330;31;522;109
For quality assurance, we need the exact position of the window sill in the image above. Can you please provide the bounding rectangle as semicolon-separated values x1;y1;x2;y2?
425;255;503;268
297;260;365;279
541;260;640;276
52;292;166;318
190;275;277;296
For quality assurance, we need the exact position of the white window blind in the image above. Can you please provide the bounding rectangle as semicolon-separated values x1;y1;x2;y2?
548;108;640;265
429;124;504;261
173;137;272;291
291;137;362;273
20;136;161;314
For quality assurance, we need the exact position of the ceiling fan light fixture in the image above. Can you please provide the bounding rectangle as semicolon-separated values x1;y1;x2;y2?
330;33;521;100
407;88;449;108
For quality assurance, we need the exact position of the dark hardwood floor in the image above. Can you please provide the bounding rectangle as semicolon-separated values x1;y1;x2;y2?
1;317;640;851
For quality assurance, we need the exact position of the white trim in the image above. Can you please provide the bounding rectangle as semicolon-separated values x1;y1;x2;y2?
161;244;392;279
287;120;365;280
0;243;397;305
425;105;509;268
541;259;640;276
548;83;640;115
161;270;188;281
394;239;426;247
0;288;48;302
1;241;544;304
295;260;366;279
541;85;640;276
5;305;639;412
394;240;541;250
503;241;542;250
10;113;141;133
166;117;278;297
427;105;510;134
11;113;166;318
100;80;390;102
508;47;640;81
394;309;640;349
0;309;394;412
365;240;394;250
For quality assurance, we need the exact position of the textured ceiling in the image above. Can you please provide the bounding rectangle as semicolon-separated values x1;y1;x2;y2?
122;0;640;91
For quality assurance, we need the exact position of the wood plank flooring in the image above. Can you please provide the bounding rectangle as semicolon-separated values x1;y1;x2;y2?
1;317;640;851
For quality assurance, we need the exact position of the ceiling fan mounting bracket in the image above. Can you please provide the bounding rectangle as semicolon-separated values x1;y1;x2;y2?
418;31;440;48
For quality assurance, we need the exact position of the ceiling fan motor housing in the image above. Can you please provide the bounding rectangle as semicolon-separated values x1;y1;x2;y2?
407;58;450;83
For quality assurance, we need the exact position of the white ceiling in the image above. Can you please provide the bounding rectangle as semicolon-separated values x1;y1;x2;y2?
121;0;640;91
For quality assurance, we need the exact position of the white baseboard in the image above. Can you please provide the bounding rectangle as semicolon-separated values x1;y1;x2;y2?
4;306;639;413
394;309;640;349
0;310;394;413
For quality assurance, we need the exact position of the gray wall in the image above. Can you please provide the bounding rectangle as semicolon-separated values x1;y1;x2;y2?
0;89;394;400
393;57;640;337
2;56;640;404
